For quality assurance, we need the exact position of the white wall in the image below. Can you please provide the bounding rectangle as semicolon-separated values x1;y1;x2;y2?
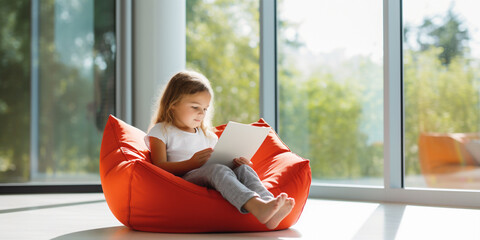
133;0;186;132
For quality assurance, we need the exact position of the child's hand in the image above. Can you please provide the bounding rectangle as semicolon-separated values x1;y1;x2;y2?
190;148;214;168
233;157;252;168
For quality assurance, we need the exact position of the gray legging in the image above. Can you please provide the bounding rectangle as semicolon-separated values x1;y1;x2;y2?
182;164;274;213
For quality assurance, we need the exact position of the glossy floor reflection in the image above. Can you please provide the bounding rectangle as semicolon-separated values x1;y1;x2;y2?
0;193;479;239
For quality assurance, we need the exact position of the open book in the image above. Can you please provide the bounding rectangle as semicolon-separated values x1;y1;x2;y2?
204;121;270;168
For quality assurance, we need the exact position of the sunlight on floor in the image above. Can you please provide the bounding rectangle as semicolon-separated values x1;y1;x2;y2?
291;199;380;239
395;205;480;240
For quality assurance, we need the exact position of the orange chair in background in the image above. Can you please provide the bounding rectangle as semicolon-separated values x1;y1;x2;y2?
418;132;480;189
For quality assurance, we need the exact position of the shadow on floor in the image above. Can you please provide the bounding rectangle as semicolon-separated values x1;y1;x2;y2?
352;204;406;240
52;226;302;240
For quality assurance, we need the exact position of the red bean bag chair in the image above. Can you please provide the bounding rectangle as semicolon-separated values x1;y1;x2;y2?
100;115;311;233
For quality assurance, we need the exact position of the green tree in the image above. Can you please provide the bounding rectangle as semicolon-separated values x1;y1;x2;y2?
279;61;383;179
416;8;469;65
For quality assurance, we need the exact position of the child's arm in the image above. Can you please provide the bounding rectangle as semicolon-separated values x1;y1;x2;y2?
149;137;213;176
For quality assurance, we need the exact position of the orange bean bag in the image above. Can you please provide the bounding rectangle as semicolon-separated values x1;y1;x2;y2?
100;115;311;233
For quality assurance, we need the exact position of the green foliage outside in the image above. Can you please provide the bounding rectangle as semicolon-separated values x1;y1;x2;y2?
186;0;260;126
0;0;31;182
278;56;384;180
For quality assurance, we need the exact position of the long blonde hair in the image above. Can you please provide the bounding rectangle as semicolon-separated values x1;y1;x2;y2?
150;71;215;134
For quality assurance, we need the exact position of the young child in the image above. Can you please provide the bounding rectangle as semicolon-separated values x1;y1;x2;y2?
145;70;294;229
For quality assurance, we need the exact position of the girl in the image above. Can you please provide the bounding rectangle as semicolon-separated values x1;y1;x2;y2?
145;70;294;229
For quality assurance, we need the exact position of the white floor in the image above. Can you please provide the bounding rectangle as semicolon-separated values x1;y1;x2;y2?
1;193;479;240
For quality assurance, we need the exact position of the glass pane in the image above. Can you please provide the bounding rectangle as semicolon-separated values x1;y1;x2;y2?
278;0;384;186
404;0;480;190
0;0;31;183
186;0;260;126
0;0;116;184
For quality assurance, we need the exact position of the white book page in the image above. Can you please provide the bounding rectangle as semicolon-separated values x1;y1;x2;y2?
204;121;270;168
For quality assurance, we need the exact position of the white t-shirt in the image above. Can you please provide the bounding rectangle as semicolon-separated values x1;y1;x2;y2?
145;122;218;162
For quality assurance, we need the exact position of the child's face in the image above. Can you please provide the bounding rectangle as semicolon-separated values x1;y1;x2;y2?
172;91;211;133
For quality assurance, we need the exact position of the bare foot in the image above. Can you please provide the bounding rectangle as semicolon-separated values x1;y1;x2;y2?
244;193;287;224
265;197;295;229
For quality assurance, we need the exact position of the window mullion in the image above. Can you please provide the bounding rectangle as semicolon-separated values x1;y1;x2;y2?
384;0;403;190
259;0;277;131
30;0;40;181
116;0;133;124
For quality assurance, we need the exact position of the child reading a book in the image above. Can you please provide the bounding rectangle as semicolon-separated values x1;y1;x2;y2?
145;70;294;229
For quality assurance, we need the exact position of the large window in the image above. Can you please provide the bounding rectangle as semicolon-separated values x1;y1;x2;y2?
404;0;480;190
277;0;384;185
0;0;116;184
186;0;260;126
2;0;479;207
